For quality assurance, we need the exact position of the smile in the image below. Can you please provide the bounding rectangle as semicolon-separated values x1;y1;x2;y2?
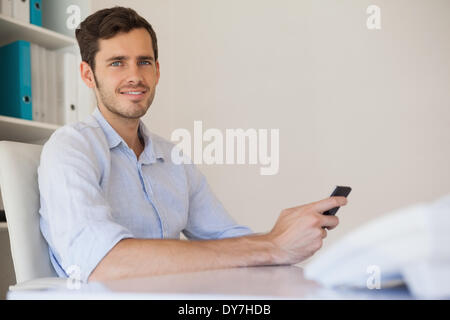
120;90;147;95
119;89;148;100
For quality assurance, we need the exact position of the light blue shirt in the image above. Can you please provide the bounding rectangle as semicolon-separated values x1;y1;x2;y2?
38;108;253;282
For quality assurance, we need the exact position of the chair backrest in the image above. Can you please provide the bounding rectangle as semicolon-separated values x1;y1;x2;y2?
0;141;57;284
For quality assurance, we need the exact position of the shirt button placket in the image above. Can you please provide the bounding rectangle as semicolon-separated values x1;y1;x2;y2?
137;162;165;238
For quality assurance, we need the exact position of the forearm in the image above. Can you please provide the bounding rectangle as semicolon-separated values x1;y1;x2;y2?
88;234;277;282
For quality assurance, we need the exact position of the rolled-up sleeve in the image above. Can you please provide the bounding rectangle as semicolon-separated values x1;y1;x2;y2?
38;127;134;283
182;162;253;240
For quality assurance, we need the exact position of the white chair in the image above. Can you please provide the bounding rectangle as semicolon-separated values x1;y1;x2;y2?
0;141;65;291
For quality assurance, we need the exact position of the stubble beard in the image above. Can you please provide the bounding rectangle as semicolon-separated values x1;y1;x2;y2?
93;72;155;120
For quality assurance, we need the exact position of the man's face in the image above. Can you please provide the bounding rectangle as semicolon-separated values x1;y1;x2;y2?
92;28;160;119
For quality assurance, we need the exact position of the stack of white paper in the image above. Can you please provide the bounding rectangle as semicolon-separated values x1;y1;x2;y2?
304;194;450;299
402;194;450;299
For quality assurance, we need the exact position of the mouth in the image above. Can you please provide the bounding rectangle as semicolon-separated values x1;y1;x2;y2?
119;88;148;100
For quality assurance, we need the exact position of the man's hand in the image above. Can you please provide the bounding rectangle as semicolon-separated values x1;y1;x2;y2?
265;196;347;265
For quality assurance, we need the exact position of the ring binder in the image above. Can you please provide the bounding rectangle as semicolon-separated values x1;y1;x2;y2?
0;41;33;121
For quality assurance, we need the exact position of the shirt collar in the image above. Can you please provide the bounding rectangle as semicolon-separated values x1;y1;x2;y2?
92;107;165;164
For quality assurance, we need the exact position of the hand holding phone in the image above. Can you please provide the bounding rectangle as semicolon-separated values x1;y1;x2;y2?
322;186;352;216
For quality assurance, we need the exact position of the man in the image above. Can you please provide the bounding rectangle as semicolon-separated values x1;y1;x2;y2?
38;7;346;283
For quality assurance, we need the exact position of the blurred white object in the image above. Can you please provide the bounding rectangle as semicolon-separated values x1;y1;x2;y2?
0;0;13;17
11;0;29;23
304;194;450;299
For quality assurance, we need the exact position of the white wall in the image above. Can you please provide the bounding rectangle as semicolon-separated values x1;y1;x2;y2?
91;0;450;256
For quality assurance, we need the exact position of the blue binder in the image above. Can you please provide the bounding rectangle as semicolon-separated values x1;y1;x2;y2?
30;0;42;26
0;41;33;120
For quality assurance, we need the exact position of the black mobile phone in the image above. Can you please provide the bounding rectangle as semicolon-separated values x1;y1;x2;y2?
322;186;352;216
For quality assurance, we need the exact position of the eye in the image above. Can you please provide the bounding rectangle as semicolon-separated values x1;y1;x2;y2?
111;61;123;67
139;60;152;66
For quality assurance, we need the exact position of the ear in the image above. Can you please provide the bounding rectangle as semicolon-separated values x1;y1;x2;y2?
80;61;96;89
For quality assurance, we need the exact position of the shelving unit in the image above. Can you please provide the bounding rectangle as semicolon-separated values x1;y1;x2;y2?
0;13;76;49
0;13;71;144
0;13;70;232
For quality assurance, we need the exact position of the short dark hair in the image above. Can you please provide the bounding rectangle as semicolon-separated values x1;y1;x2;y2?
75;6;158;71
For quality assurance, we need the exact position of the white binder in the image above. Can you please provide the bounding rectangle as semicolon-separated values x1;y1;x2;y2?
56;51;78;125
11;0;30;23
30;43;41;121
46;50;58;124
76;54;94;122
38;45;48;123
0;0;13;16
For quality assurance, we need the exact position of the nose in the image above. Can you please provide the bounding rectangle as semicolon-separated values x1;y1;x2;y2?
125;62;143;85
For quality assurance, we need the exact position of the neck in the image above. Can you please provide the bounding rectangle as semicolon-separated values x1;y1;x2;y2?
98;105;144;158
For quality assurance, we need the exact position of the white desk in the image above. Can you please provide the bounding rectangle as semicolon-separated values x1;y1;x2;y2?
7;265;413;300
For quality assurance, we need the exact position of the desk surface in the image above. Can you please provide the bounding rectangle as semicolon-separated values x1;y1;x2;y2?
7;266;413;300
